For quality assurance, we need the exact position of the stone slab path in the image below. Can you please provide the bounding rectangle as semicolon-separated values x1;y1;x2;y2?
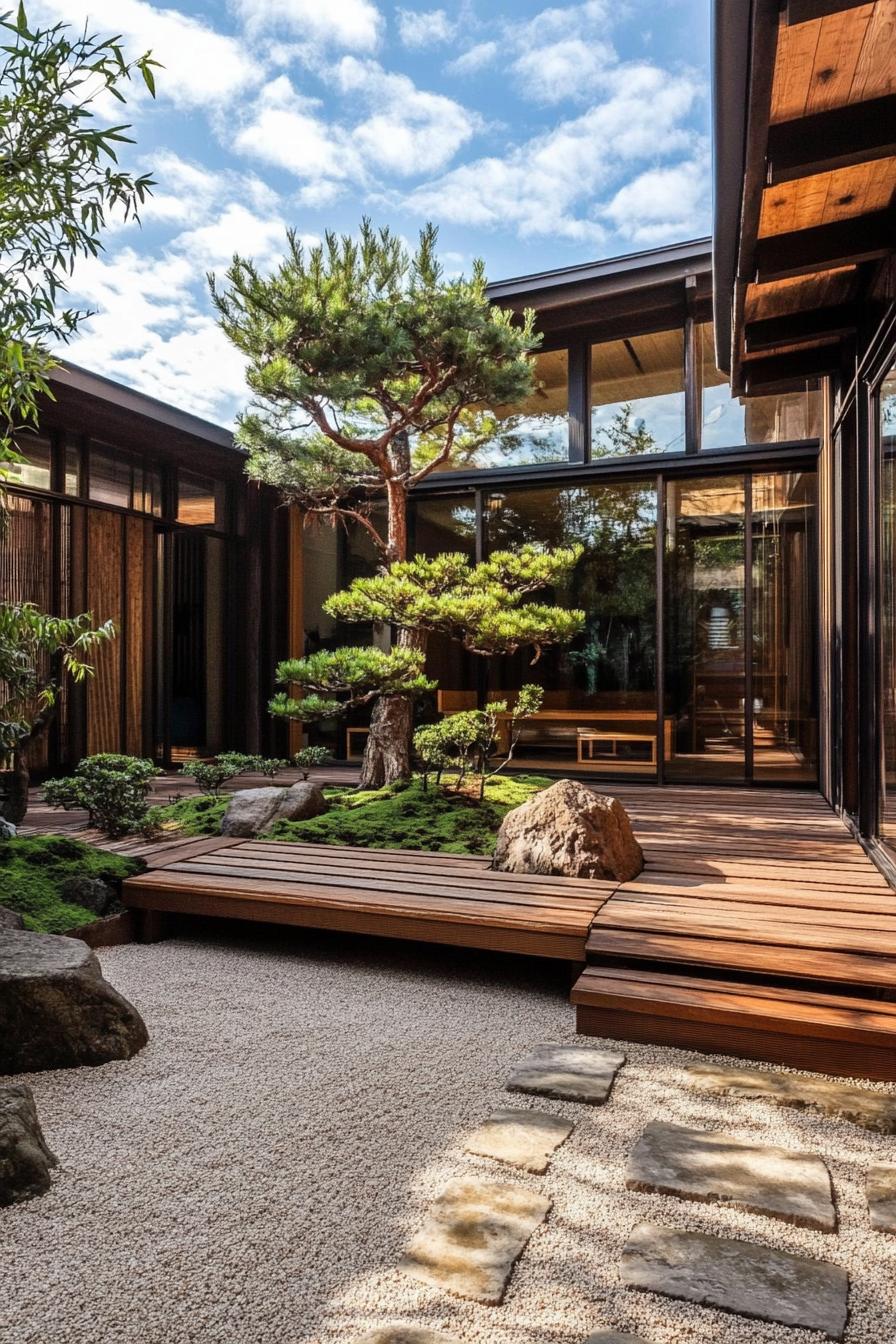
585;1332;649;1343
620;1221;849;1340
355;1331;461;1344
463;1107;574;1174
506;1043;625;1105
686;1062;896;1134
625;1120;836;1231
400;1178;551;1305
866;1164;896;1234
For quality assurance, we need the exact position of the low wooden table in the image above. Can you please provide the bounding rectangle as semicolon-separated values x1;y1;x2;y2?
493;709;674;761
577;729;657;766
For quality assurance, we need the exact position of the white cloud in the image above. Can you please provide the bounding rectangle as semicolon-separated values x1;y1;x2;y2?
174;204;288;271
396;8;455;48
604;158;710;245
234;76;361;183
513;37;616;104
233;0;382;49
34;0;260;108
447;40;497;76
335;57;477;176
404;63;703;242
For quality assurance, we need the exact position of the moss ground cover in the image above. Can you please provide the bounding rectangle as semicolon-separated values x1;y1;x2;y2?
0;835;142;933
153;774;551;855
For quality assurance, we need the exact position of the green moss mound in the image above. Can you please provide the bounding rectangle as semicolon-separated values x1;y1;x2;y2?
0;835;143;934
151;793;229;836
268;774;551;855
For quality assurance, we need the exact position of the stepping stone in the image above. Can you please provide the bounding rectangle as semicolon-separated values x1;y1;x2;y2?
400;1177;551;1305
620;1222;849;1341
355;1332;461;1344
463;1107;574;1173
507;1043;625;1105
625;1120;836;1231
686;1062;896;1134
586;1332;649;1343
866;1164;896;1233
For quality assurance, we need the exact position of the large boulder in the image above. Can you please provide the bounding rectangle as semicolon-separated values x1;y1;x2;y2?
0;1083;58;1206
0;931;148;1073
221;780;328;838
492;779;643;882
59;876;119;917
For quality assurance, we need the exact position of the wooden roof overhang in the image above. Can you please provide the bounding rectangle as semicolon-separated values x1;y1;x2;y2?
713;0;896;396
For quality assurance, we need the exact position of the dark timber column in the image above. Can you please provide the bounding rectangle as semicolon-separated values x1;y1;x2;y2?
244;482;264;754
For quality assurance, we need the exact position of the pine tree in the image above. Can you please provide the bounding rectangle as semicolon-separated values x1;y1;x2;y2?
210;220;540;786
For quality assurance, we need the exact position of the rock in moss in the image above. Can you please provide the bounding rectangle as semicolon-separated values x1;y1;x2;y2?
493;779;643;881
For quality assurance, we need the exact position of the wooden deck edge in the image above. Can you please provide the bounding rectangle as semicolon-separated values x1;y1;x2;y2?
575;1005;896;1082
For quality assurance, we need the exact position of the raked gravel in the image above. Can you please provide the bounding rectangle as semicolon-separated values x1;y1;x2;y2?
2;928;896;1344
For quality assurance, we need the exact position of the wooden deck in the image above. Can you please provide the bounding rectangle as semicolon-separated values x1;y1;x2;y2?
35;777;896;1079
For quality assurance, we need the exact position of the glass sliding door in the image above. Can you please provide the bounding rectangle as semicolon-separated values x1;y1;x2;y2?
484;481;658;774
752;472;818;783
664;477;747;781
879;359;896;851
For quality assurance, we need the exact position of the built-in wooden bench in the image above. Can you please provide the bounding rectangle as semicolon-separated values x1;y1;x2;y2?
572;966;896;1081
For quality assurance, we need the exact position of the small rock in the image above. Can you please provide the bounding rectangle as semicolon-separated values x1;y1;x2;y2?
507;1043;625;1105
0;930;148;1073
59;876;118;917
0;818;16;838
0;905;25;930
586;1333;649;1344
866;1164;896;1233
492;779;643;881
620;1222;848;1340
0;1083;58;1206
686;1062;896;1134
221;781;327;837
401;1177;551;1304
355;1332;461;1344
463;1107;574;1174
625;1121;836;1231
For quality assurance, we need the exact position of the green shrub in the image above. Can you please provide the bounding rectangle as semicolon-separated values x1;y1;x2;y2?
43;754;160;837
253;756;290;779
0;835;142;932
292;746;333;779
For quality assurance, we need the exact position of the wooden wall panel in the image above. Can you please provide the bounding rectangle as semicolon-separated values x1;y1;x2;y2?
125;514;147;756
86;509;123;755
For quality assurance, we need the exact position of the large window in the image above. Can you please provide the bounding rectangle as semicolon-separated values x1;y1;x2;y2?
8;433;52;491
435;349;570;470
879;358;896;851
700;323;822;449
591;330;685;458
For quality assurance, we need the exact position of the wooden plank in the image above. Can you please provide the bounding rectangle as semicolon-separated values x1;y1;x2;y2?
581;964;896;1016
602;893;896;936
86;509;122;754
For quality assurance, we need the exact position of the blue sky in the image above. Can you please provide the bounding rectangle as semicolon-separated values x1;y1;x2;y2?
40;0;712;424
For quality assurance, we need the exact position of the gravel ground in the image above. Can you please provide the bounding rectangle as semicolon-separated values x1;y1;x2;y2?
2;928;896;1344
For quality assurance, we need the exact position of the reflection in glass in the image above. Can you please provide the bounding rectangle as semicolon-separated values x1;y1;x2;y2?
413;495;478;714
177;470;226;527
752;472;817;782
9;434;52;491
483;482;659;773
89;447;132;508
665;477;746;781
880;361;896;849
433;349;570;470
591;330;685;457
700;323;821;448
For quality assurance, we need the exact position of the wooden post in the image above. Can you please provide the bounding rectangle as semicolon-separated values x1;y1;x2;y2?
287;506;304;757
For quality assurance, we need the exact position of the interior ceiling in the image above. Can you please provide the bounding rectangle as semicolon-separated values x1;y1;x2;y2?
733;0;896;394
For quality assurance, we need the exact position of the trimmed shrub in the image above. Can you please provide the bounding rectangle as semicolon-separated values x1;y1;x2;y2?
43;754;160;837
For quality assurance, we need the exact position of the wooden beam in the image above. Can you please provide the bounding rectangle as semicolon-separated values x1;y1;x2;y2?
767;96;896;184
743;343;841;393
785;0;874;22
753;211;893;283
744;304;858;354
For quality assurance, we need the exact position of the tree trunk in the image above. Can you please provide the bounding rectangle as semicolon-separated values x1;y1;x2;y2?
358;624;426;789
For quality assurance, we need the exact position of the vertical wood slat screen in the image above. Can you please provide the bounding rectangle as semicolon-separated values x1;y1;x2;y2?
125;514;148;755
0;496;54;767
86;509;123;754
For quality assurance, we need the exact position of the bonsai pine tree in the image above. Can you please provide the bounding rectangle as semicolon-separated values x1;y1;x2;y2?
269;545;585;786
210;220;540;786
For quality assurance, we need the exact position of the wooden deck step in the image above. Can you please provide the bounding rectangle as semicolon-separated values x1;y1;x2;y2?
572;966;896;1081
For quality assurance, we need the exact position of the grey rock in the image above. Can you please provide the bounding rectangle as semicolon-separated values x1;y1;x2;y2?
355;1332;461;1344
866;1164;896;1233
620;1222;849;1340
463;1107;574;1174
492;779;643;881
507;1043;625;1105
0;818;16;839
59;876;118;917
686;1062;896;1134
625;1121;836;1231
401;1177;551;1304
0;931;148;1073
0;1083;58;1206
585;1334;649;1344
221;781;327;837
0;905;25;930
